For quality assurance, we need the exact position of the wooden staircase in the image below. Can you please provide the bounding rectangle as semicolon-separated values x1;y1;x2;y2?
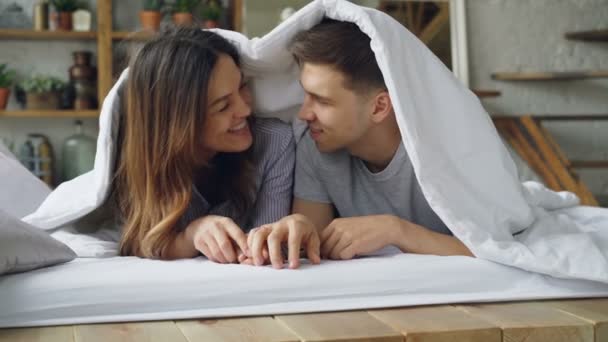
493;115;604;206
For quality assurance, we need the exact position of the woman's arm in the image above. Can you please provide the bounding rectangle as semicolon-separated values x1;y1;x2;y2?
163;222;198;260
248;130;296;228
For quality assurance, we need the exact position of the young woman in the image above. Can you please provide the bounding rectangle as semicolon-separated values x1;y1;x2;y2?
112;27;307;264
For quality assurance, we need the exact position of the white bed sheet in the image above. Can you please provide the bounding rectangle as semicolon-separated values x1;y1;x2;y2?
2;249;608;328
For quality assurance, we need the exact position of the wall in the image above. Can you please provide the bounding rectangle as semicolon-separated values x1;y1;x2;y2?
467;0;608;202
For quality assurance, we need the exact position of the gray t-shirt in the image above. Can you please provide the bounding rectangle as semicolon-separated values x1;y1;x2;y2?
294;132;451;235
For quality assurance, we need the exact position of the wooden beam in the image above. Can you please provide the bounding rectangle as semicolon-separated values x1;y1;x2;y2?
550;299;608;342
472;89;501;98
177;317;299;342
540;126;570;168
406;2;415;35
492;70;608;81
0;326;74;342
414;2;424;37
370;305;501;342
0;29;96;40
519;116;585;195
0;110;98;117
493;115;608;121
74;322;187;342
570;160;608;168
565;29;608;42
97;0;113;107
231;0;243;32
275;311;403;342
419;2;450;44
497;118;563;191
577;178;600;206
457;302;594;342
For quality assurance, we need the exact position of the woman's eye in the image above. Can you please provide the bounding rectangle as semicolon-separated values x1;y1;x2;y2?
239;81;249;90
219;103;230;112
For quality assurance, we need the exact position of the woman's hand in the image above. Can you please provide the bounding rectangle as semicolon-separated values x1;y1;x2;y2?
187;215;249;264
246;214;321;269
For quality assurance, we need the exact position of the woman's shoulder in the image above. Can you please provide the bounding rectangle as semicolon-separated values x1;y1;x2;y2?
250;118;295;168
252;117;294;148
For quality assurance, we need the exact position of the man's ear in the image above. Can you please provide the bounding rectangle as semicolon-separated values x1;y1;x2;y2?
370;90;393;123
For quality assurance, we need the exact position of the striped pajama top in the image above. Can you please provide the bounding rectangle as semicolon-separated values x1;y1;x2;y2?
178;118;295;232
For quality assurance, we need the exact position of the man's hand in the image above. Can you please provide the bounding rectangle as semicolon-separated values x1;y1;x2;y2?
246;214;321;269
321;215;402;260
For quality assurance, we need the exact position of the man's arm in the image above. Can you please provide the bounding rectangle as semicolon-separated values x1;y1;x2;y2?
292;197;334;233
320;215;473;260
392;217;473;257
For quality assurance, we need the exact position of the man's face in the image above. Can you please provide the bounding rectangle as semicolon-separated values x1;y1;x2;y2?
297;63;371;153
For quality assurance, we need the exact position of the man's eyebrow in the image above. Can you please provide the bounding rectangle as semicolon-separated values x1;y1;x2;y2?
299;81;331;102
210;72;244;106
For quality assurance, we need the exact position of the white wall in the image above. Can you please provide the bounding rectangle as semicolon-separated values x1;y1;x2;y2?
467;0;608;202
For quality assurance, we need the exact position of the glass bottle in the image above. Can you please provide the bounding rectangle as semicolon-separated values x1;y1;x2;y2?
62;120;96;182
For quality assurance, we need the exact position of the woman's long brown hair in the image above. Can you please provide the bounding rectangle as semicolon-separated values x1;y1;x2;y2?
113;27;254;258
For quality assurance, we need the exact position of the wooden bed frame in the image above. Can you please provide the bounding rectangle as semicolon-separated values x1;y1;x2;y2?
1;298;606;341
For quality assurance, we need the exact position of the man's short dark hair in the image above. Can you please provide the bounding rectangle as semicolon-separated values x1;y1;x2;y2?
289;18;386;94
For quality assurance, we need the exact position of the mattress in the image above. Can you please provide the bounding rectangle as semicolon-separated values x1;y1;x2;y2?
2;248;608;328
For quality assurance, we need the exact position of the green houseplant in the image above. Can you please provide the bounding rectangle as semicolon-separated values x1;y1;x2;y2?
200;0;221;29
20;75;66;110
172;0;199;26
50;0;80;30
0;64;16;110
140;0;164;32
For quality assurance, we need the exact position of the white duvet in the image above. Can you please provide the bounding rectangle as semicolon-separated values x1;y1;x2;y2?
19;0;608;285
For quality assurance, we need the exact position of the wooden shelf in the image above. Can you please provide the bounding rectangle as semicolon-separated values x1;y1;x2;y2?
472;89;501;98
0;29;97;40
0;110;99;118
570;160;608;168
112;31;157;41
492;71;608;81
565;29;608;42
493;114;608;121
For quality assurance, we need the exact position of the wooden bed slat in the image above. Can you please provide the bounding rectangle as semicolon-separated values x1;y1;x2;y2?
0;326;74;342
275;311;403;342
370;305;501;342
457;302;595;342
177;317;299;342
549;299;608;342
74;321;186;342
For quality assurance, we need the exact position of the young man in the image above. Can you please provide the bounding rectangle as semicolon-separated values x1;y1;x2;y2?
246;19;472;269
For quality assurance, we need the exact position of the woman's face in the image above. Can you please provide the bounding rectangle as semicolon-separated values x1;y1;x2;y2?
201;54;253;156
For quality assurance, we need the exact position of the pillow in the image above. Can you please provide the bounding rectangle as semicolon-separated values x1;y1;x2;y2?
0;142;51;218
0;208;76;275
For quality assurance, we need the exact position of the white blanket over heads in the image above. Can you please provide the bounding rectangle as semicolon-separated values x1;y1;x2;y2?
23;0;608;283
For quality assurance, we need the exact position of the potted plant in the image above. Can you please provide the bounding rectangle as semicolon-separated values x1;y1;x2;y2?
200;0;222;29
0;64;16;110
50;0;80;30
20;76;66;110
140;0;164;32
172;0;199;27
